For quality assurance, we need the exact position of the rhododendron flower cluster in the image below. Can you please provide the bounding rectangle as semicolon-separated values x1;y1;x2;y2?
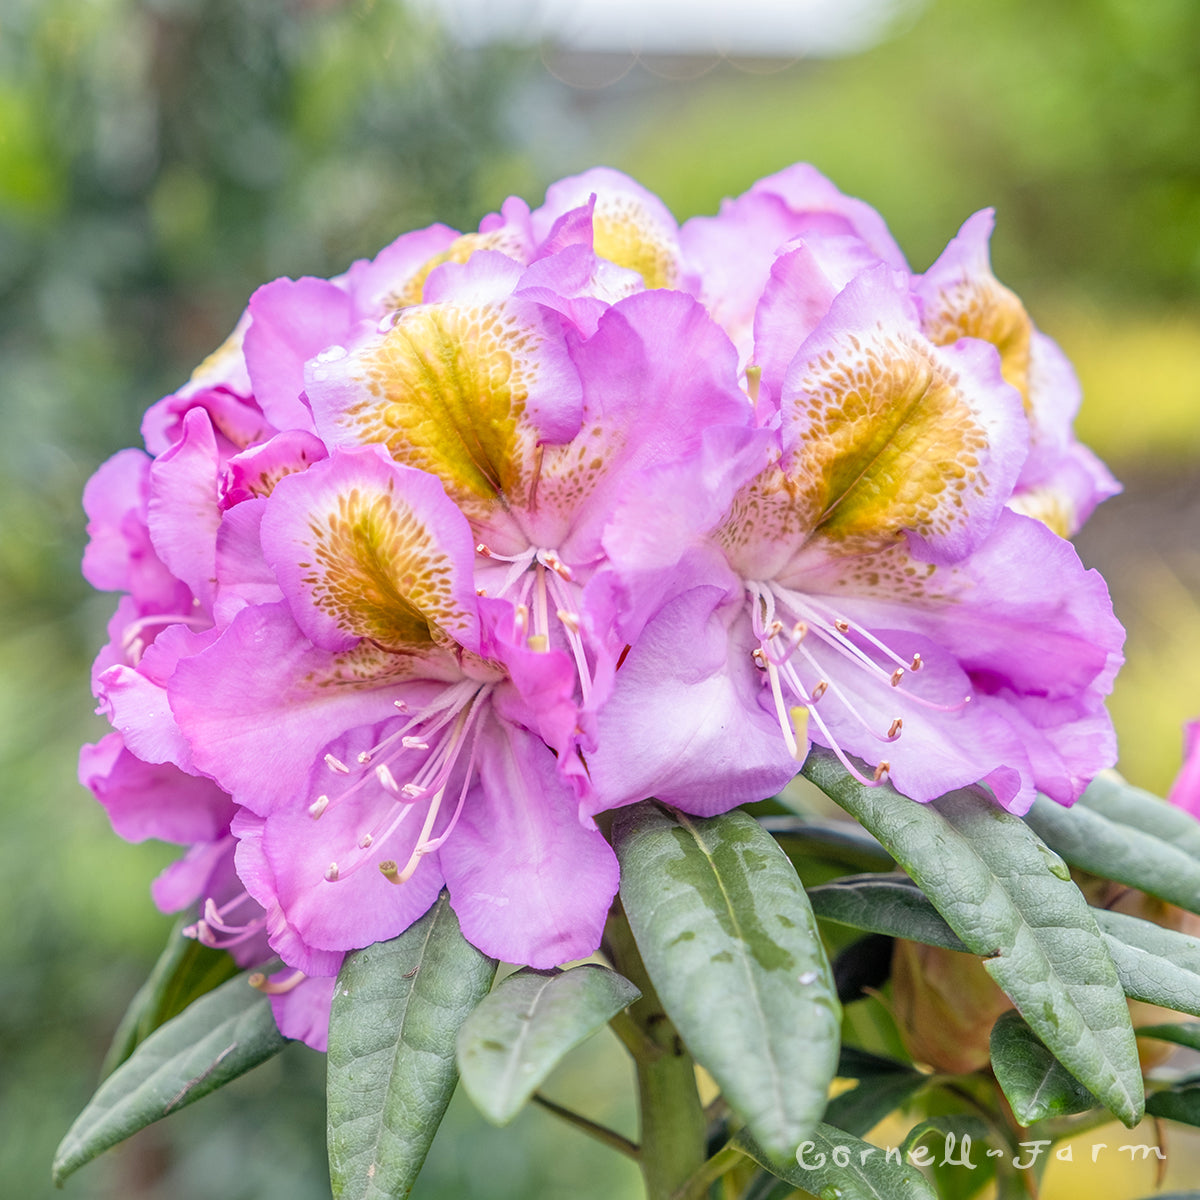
79;165;1123;1050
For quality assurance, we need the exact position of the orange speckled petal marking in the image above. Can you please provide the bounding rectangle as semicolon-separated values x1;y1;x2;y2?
775;266;1027;561
918;209;1032;410
261;445;480;655
306;268;582;523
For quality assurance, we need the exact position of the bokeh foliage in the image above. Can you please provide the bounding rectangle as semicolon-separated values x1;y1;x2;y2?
3;0;1199;1196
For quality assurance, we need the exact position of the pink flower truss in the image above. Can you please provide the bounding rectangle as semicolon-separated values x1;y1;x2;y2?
80;164;1124;1049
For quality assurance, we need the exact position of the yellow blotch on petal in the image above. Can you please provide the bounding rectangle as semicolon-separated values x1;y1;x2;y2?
345;305;537;516
787;331;990;552
305;482;461;651
190;326;245;385
386;229;526;311
924;275;1033;411
593;198;678;290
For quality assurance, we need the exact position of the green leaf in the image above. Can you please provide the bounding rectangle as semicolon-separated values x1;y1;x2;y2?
989;1010;1098;1124
614;803;841;1161
736;1125;937;1200
456;964;639;1125
824;1046;928;1136
1093;908;1200;1016
824;1070;927;1138
1146;1085;1200;1127
1134;1022;1200;1051
1081;772;1200;858
815;873;1200;1021
326;892;496;1200
803;748;1144;1127
100;917;242;1079
809;873;968;952
53;972;287;1185
900;1118;995;1200
1025;787;1200;913
758;815;895;871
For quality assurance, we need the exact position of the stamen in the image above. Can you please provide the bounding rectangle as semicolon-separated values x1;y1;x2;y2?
249;968;307;996
376;763;401;794
309;795;330;818
911;653;923;671
514;604;528;636
888;718;903;740
751;648;767;669
873;761;890;782
557;609;581;634
324;753;350;775
538;549;574;581
476;542;493;557
379;860;401;884
357;750;373;764
835;619;851;634
402;736;429;750
890;667;905;687
745;364;762;407
789;706;810;758
393;699;409;711
811;680;828;701
324;862;340;882
358;833;374;849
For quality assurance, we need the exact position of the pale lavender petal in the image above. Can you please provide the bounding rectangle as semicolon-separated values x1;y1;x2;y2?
221;429;328;509
270;972;338;1051
244;275;357;431
440;717;619;968
212;498;283;626
1169;721;1200;817
584;584;798;817
82;449;186;607
142;386;272;458
79;732;235;845
147;407;222;610
169;602;427;814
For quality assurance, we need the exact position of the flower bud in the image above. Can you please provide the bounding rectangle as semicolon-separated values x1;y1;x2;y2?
890;939;1013;1075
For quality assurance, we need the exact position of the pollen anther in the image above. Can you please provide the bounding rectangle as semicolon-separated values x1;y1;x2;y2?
309;794;330;819
873;761;891;782
890;667;905;687
324;753;350;774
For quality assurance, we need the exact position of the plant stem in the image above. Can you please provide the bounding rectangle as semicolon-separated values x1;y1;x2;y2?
606;902;708;1200
530;1092;640;1161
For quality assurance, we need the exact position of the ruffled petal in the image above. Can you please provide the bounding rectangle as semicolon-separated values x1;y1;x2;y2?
439;717;619;968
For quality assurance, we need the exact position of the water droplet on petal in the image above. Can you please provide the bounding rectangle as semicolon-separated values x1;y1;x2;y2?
316;344;347;363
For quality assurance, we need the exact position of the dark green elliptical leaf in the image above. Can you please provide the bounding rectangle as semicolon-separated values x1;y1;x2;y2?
989;1010;1099;1124
100;917;242;1079
736;1125;937;1200
456;964;640;1125
1025;777;1200;913
614;803;841;1162
812;870;1200;1020
53;972;287;1184
824;1046;928;1137
803;749;1144;1127
326;892;496;1200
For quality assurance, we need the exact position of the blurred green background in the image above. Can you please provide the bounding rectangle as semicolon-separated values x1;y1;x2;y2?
2;0;1198;1196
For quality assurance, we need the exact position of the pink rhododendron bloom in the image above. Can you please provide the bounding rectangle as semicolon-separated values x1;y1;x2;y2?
1168;720;1200;817
78;162;1124;1052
